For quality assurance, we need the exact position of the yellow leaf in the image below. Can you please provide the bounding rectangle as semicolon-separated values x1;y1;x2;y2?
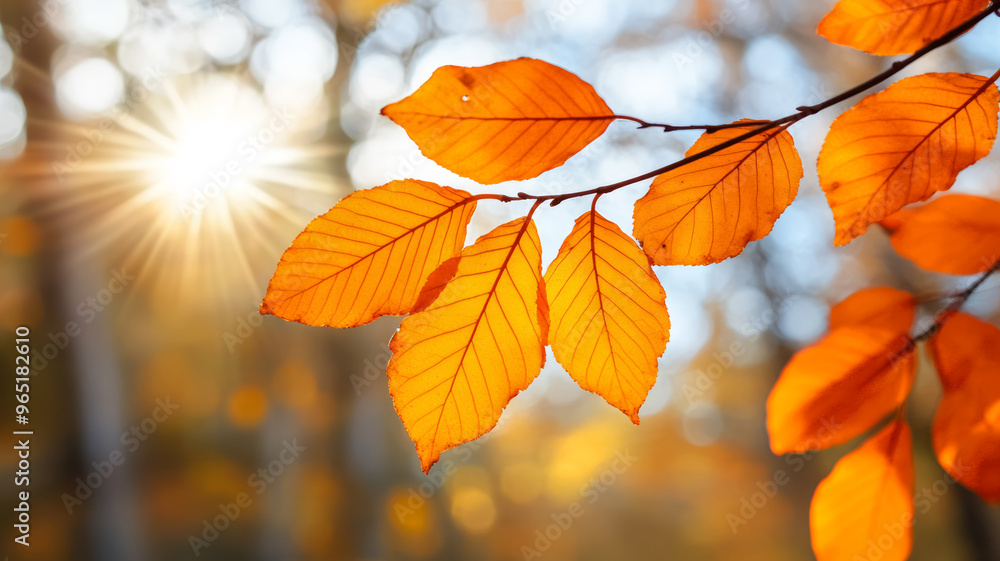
388;217;548;472
810;420;914;561
818;0;988;56
818;72;999;245
260;180;477;327
633;121;803;265
544;210;670;423
381;58;614;184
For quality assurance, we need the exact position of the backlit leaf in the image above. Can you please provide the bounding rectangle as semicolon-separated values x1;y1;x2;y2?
882;194;1000;275
767;288;916;454
260;180;477;327
828;287;916;333
810;421;914;561
817;0;988;55
544;210;670;422
387;217;548;472
930;312;1000;502
767;328;914;454
818;72;999;245
633;120;802;265
381;58;614;184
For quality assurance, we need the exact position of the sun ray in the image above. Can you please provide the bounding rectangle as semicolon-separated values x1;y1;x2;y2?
11;71;349;311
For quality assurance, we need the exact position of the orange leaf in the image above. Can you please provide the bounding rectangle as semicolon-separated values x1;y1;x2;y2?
387;217;548;472
829;287;916;333
882;194;1000;275
767;328;914;454
930;312;1000;502
817;0;988;55
260;180;477;327
767;288;915;454
818;72;999;245
633;121;802;265
544;210;670;423
381;58;614;184
810;421;914;561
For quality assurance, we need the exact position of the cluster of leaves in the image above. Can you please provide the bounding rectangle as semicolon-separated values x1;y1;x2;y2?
261;0;1000;558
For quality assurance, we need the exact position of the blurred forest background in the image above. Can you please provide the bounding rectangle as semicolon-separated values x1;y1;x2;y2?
1;0;999;559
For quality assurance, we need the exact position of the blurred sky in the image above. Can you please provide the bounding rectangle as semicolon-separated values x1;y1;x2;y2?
0;0;999;560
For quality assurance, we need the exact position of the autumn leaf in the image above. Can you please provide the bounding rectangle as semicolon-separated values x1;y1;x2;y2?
810;420;914;561
544;210;670;423
818;72;1000;246
260;180;477;327
817;0;988;55
828;286;917;333
882;194;1000;275
930;312;1000;502
633;120;802;266
387;217;548;472
766;288;916;454
381;58;614;184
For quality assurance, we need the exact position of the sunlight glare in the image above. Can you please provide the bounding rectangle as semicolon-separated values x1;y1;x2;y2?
15;72;345;308
150;77;269;215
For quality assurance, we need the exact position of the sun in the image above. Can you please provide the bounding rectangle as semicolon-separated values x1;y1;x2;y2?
15;72;347;309
144;74;289;219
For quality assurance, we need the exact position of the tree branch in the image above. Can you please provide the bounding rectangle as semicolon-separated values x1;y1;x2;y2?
914;257;1000;343
497;0;1000;206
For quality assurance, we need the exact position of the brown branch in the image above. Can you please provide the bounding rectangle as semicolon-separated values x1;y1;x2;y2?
497;0;1000;206
913;258;1000;343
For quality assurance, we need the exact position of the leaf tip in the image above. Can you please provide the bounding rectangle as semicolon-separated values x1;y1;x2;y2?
379;101;402;122
765;398;801;456
767;436;793;456
832;229;855;247
416;442;442;474
815;12;833;41
258;298;275;317
767;432;810;456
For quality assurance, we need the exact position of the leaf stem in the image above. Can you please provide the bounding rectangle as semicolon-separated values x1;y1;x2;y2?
492;0;1000;207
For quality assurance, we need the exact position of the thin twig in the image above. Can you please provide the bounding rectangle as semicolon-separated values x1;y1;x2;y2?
614;115;772;133
913;258;1000;343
